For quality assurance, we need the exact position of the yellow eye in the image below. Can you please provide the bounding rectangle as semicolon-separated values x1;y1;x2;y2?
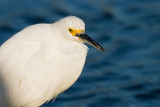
69;28;73;33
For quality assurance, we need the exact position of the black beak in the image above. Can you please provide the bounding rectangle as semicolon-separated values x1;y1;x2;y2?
76;33;104;52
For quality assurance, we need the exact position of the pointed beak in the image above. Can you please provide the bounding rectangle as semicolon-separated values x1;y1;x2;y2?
76;33;104;52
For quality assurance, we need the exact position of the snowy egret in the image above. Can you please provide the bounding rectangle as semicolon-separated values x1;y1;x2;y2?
0;16;104;107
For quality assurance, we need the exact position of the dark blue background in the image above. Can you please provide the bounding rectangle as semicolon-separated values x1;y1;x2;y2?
0;0;160;107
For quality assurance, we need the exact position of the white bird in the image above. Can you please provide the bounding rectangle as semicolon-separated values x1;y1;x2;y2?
0;16;104;107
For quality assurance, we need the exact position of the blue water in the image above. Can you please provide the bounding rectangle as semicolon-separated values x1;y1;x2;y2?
0;0;160;107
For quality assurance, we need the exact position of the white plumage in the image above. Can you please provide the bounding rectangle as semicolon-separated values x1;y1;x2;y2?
0;16;103;107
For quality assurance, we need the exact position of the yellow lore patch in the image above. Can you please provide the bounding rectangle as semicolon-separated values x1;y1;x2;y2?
68;28;84;36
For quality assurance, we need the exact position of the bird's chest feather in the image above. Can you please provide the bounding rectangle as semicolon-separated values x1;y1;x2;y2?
53;48;87;91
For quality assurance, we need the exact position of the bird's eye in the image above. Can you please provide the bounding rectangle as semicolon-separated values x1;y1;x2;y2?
69;28;73;33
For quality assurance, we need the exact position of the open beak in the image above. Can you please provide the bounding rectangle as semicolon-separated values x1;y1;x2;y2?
76;33;104;52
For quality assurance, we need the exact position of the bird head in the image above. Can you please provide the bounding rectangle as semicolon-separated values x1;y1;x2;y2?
57;16;104;52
